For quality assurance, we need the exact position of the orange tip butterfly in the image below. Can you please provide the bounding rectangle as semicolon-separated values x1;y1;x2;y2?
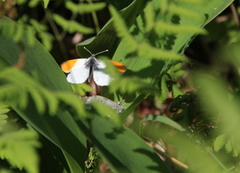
61;47;125;86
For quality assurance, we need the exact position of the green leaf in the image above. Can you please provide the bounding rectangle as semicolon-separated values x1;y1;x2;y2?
140;115;186;132
225;140;232;153
0;0;234;172
66;1;106;14
172;83;184;98
42;0;50;8
0;68;60;115
53;14;94;34
29;0;40;7
0;105;9;131
109;76;158;95
56;92;86;118
0;18;36;47
154;21;207;35
77;116;171;173
0;17;86;173
168;3;205;21
159;76;169;102
194;73;240;134
214;134;227;152
0;129;41;173
144;2;155;32
71;83;93;96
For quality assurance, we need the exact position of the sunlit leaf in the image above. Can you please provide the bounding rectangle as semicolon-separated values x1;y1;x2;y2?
0;129;41;173
141;114;186;132
53;14;94;34
66;1;106;14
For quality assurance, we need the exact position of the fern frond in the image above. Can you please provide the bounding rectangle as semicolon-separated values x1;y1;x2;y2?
0;105;9;132
109;5;138;52
15;0;41;7
172;83;184;97
0;18;37;47
172;63;182;70
26;26;36;46
56;92;86;119
172;70;185;80
0;84;23;106
213;134;227;152
138;42;184;60
40;89;59;115
232;140;240;157
12;23;24;43
0;68;59;115
110;76;158;95
15;0;28;5
154;21;207;35
29;19;47;32
168;62;185;80
53;14;94;34
28;88;46;114
225;139;232;153
0;67;93;119
28;0;41;7
66;1;106;14
39;31;54;51
71;83;93;96
144;3;155;32
158;0;168;15
168;4;204;21
158;76;169;102
28;18;53;50
0;129;41;173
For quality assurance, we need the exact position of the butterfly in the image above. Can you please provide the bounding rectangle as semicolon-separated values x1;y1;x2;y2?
61;47;125;86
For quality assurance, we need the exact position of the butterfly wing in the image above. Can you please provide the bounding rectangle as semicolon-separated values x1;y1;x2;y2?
93;60;112;86
111;61;126;73
61;59;90;84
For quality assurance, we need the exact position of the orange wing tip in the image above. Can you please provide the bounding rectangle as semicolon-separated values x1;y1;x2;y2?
61;59;78;73
111;61;126;73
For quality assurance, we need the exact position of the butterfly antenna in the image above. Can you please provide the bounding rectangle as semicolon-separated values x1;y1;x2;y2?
84;47;108;56
95;49;108;56
84;47;93;55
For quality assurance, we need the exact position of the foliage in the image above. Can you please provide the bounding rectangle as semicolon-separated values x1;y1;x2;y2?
0;0;238;173
0;105;41;173
0;105;8;132
0;129;41;173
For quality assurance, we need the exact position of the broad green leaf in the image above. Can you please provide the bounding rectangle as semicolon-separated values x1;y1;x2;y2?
77;116;171;173
140;119;226;172
0;17;86;173
140;115;186;133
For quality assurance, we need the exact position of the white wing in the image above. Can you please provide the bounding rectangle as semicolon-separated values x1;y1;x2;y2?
66;59;90;84
93;60;112;86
